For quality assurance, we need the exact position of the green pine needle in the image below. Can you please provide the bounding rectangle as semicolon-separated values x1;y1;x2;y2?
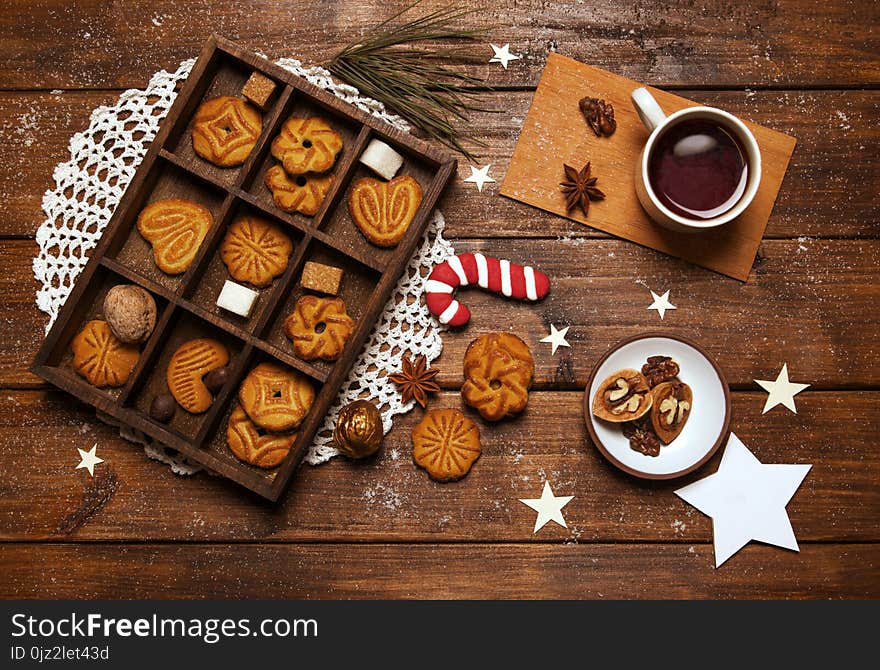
327;1;496;161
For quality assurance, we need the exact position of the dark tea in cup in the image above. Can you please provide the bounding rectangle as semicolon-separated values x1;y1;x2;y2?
647;119;749;221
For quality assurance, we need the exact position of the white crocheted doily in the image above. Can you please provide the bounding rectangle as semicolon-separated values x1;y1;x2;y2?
34;57;452;471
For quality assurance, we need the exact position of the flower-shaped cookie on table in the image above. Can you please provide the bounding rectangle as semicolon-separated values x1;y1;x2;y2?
461;332;534;421
412;408;481;482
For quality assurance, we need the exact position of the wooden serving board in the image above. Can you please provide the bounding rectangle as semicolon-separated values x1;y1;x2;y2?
501;52;797;281
30;36;456;501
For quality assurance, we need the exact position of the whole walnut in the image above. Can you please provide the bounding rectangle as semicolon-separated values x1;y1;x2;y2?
103;284;157;344
334;400;383;458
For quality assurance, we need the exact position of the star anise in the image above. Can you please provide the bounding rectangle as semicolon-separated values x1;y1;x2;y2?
560;161;605;216
388;354;440;408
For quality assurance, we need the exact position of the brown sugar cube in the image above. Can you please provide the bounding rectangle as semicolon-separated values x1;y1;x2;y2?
300;261;344;295
241;72;277;110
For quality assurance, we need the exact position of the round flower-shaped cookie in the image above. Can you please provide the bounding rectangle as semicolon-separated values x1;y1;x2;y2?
270;116;343;175
283;295;355;362
461;332;534;422
412;408;481;482
265;165;334;216
220;215;293;287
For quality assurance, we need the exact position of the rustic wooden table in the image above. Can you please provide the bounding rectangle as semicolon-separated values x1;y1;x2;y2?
1;1;877;599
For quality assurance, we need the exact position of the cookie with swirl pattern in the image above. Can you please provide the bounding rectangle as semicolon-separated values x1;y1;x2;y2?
283;295;355;362
270;116;343;175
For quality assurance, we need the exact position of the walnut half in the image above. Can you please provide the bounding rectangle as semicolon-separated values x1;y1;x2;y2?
591;369;653;423
650;381;693;444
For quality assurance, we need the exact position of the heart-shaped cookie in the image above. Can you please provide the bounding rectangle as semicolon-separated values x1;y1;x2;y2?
137;198;213;275
347;175;422;248
166;338;229;414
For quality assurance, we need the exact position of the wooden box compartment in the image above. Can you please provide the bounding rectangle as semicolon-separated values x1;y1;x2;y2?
184;199;307;333
242;91;363;226
200;348;325;485
163;53;285;188
262;240;381;377
40;266;171;402
107;158;227;293
318;137;437;272
126;308;246;441
32;36;457;501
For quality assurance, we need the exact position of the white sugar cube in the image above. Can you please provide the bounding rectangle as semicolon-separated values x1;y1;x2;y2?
359;138;404;180
216;280;259;318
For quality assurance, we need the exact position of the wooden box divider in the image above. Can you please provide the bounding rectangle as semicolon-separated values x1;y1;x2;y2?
31;35;457;501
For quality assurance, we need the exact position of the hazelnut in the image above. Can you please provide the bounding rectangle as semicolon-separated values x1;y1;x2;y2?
149;393;176;423
103;285;157;344
204;366;230;394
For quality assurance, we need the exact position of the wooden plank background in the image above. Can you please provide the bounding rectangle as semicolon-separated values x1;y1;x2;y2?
0;0;877;599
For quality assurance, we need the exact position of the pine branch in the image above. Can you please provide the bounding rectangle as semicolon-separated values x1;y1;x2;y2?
327;1;496;161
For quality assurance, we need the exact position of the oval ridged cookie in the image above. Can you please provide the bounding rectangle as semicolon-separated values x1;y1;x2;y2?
411;408;481;482
265;165;334;216
192;96;262;167
219;215;293;287
71;320;140;388
348;175;422;248
166;338;230;414
137;198;213;275
226;405;298;468
270;116;343;175
238;362;315;432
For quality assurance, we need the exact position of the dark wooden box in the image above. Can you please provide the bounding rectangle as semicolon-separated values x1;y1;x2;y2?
31;36;456;501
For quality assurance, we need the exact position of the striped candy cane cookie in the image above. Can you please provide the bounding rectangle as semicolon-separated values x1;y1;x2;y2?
424;253;551;327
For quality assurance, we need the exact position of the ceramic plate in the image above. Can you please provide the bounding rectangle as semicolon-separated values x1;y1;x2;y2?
583;334;731;479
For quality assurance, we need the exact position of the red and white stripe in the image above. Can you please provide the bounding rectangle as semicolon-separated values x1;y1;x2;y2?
425;253;551;327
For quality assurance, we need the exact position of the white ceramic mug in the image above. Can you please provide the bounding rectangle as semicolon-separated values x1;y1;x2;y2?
631;87;762;232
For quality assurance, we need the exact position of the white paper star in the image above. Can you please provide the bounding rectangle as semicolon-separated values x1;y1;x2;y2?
489;43;521;69
540;324;571;355
462;164;495;192
75;444;104;477
519;481;574;534
675;433;811;568
755;364;810;414
647;289;676;319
